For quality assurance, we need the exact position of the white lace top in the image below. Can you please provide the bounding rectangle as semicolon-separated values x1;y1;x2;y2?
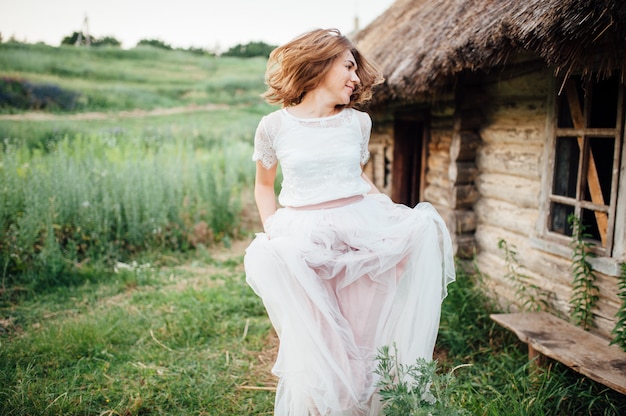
252;107;372;207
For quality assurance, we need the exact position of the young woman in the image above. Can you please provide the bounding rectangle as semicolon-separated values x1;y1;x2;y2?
244;28;455;416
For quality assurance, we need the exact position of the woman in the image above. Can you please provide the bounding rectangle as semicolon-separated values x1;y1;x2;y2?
244;28;455;416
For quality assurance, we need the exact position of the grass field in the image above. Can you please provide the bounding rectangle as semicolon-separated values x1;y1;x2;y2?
1;42;625;415
0;41;267;112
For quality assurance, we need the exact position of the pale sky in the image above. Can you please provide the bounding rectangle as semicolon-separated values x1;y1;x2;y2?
0;0;396;51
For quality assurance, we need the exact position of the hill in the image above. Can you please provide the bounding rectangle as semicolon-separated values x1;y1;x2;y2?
0;42;268;113
0;42;272;287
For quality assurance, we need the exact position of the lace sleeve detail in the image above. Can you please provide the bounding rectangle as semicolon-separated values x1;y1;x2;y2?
252;116;278;169
357;110;372;165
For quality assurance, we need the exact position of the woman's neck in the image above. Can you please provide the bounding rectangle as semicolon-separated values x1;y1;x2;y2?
288;94;342;118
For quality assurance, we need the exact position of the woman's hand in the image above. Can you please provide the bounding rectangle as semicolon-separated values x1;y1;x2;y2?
360;170;381;194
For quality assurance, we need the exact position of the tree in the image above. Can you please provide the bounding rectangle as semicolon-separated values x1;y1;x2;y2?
61;32;121;47
222;41;275;58
93;36;121;47
136;39;172;50
61;31;83;46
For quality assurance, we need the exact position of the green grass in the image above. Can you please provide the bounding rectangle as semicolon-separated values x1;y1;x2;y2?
1;42;624;416
0;246;276;415
0;43;275;287
433;266;626;416
0;102;272;152
2;253;625;415
0;106;269;288
0;42;267;112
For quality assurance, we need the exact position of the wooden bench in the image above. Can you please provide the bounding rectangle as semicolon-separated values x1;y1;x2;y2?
490;312;626;395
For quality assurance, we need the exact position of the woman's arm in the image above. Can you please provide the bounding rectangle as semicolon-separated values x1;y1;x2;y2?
361;169;381;194
254;160;278;230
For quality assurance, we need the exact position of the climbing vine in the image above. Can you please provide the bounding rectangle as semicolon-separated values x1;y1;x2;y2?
568;214;599;331
497;239;550;311
610;262;626;352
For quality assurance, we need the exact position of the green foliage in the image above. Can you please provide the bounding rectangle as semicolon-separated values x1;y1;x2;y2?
223;41;276;58
610;262;626;351
136;38;173;50
0;42;267;113
94;36;122;47
375;344;469;415
61;31;121;47
0;114;257;287
497;239;551;312
440;263;625;415
437;259;499;358
2;252;625;415
0;255;275;415
567;214;600;331
183;46;216;56
0;44;269;287
0;77;81;110
61;31;82;46
2;38;624;415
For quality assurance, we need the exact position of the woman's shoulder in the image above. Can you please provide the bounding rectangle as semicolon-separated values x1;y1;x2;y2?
258;108;286;137
349;107;370;118
349;108;372;132
260;108;285;123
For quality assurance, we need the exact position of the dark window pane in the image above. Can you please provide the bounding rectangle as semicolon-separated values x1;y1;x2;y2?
558;78;584;128
589;76;619;128
557;93;574;128
581;208;603;245
583;137;615;204
550;202;574;236
553;136;579;197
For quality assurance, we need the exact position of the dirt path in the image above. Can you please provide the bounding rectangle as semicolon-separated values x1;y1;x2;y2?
0;103;230;121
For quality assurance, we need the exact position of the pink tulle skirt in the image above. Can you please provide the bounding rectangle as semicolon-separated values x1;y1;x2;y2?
244;193;455;415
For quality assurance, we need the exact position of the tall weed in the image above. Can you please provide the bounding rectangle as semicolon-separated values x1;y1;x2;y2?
0;125;255;288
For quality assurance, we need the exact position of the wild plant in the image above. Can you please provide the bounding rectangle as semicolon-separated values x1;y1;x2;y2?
497;239;550;312
610;262;626;351
375;344;470;415
567;214;599;331
0;130;255;287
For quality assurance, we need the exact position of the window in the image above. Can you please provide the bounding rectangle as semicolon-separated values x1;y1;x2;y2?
547;75;623;256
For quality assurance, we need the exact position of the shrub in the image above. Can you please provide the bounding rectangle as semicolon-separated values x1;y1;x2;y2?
222;41;276;58
0;77;81;111
136;39;173;50
60;32;122;47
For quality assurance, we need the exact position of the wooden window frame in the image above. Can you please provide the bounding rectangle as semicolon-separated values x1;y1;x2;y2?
537;74;625;265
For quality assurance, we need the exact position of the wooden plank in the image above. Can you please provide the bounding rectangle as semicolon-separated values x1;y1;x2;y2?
491;312;626;395
475;172;540;208
479;143;543;177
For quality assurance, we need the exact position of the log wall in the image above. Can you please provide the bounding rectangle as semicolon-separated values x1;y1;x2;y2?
469;68;620;339
369;67;622;339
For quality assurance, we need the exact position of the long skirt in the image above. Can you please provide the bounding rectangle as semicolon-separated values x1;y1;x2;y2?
244;193;455;415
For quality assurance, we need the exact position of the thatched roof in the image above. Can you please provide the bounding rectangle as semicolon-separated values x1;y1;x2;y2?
355;0;626;101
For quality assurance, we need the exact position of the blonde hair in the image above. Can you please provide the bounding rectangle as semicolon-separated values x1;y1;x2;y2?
262;28;383;107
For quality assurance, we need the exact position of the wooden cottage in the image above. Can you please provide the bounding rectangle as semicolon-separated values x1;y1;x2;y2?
355;0;626;340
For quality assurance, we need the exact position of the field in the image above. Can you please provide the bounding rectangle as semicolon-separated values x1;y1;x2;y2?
1;42;625;415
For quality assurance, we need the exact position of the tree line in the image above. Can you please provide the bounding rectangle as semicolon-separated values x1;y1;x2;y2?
0;31;276;57
58;31;275;57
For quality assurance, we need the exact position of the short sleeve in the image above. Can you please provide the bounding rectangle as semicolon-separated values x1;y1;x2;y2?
252;116;278;169
357;111;372;165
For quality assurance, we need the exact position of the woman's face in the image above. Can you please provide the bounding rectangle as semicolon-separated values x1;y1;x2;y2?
318;49;361;106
